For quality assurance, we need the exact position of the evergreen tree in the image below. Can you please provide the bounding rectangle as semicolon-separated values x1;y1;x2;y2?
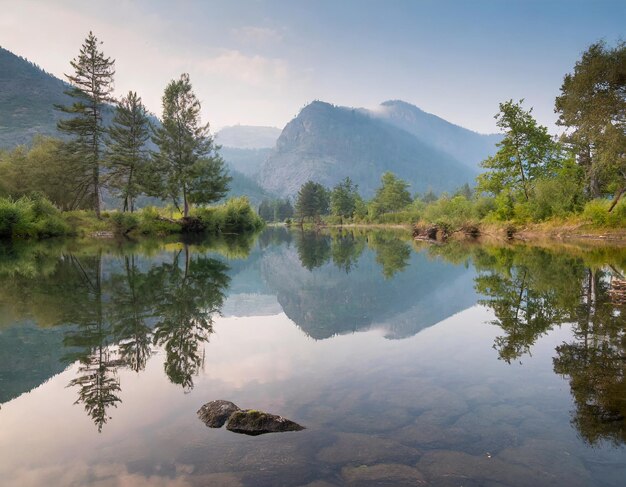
258;199;274;221
106;91;151;212
56;32;115;218
152;73;230;217
295;181;329;223
330;177;359;222
276;198;294;221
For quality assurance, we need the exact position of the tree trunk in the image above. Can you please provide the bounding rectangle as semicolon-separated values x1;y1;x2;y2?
183;184;189;218
608;187;625;213
94;165;101;218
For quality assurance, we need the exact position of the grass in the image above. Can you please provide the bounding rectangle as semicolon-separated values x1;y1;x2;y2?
0;195;264;240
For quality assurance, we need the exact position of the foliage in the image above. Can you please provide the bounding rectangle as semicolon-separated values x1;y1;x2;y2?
258;198;294;222
477;99;561;201
0;136;88;210
152;73;230;217
295;181;330;222
0;194;70;239
105;91;152;212
56;31;115;217
370;172;412;216
555;41;626;204
191;197;264;233
422;195;477;230
330;177;359;221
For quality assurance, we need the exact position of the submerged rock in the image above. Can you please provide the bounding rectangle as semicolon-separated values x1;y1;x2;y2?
198;400;241;428
226;409;305;436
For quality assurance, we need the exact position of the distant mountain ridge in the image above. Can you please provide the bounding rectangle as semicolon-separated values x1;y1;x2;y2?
215;125;281;149
370;100;501;171
258;101;485;197
1;45;500;203
0;46;72;147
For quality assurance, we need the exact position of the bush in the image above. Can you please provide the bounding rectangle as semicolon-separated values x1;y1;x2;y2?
111;211;139;234
136;206;181;235
0;195;70;239
526;178;583;221
422;195;476;229
583;198;626;228
192;197;264;234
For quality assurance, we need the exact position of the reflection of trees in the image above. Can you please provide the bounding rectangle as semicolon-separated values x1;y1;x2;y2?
553;269;626;446
368;232;411;279
295;231;331;271
152;246;229;390
331;233;365;273
0;239;233;430
473;247;583;363
431;243;626;445
109;255;154;373
62;252;121;432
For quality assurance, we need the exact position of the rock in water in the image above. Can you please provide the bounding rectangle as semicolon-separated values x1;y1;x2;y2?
197;400;241;428
226;409;305;435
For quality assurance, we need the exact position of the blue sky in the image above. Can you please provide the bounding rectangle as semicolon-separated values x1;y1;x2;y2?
1;0;623;133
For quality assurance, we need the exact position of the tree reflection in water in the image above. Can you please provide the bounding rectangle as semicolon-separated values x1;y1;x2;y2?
0;240;232;430
431;243;626;446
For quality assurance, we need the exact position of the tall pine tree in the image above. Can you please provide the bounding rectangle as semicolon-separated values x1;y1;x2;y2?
106;91;151;212
56;32;115;217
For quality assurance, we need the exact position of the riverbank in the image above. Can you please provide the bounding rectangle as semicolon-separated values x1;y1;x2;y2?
283;220;626;245
0;195;264;240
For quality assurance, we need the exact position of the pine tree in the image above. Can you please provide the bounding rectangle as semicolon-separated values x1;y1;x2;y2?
56;32;115;217
152;73;230;217
106;91;151;212
330;177;359;222
295;181;329;224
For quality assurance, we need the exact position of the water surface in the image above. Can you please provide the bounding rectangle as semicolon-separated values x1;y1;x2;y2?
0;229;625;486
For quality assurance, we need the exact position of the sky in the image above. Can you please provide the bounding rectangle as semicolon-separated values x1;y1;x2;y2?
1;0;624;133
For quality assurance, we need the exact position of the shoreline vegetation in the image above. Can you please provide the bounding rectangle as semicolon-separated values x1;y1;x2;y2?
1;38;625;244
260;41;626;244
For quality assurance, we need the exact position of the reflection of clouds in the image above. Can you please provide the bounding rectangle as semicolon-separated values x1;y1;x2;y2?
6;462;196;487
201;315;312;388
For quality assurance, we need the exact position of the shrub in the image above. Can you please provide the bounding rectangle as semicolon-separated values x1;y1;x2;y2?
192;197;264;234
422;195;476;229
0;195;70;239
111;211;139;234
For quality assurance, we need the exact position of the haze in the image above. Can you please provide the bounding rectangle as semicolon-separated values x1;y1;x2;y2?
1;0;623;133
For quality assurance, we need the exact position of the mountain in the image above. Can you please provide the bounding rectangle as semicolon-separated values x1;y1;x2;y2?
216;126;280;178
369;100;501;171
215;125;281;149
219;147;272;177
258;101;479;198
0;46;72;147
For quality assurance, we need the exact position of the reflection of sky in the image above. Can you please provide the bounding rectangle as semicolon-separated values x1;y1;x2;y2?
2;1;624;133
0;306;586;486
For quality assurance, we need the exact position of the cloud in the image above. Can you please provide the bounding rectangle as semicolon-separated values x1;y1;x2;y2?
197;49;289;88
232;26;283;44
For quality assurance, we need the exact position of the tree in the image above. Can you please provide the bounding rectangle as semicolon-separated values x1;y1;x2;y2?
330;177;359;222
295;181;329;223
106;91;151;212
555;41;626;210
477;100;560;201
153;73;230;217
0;136;86;210
371;172;412;214
56;32;115;218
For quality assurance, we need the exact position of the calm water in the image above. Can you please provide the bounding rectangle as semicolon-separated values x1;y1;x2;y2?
0;228;625;486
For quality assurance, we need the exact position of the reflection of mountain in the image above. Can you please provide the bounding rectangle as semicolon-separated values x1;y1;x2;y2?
261;241;478;339
0;322;73;404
